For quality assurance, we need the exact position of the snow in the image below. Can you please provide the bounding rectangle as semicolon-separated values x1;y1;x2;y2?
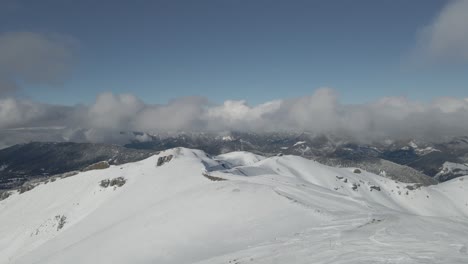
222;135;235;141
293;141;306;147
435;162;468;181
406;140;440;155
409;140;418;149
216;151;265;167
1;148;467;263
439;162;468;174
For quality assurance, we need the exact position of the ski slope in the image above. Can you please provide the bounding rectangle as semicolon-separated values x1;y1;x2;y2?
0;148;467;263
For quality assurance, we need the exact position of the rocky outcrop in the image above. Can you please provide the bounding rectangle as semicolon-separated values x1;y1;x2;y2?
100;177;127;188
157;155;173;166
82;161;110;172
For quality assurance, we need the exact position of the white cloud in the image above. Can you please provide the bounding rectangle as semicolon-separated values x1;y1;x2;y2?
1;88;468;147
416;0;468;63
0;98;51;128
133;97;207;132
285;88;338;132
0;97;76;129
432;96;468;113
88;93;144;129
206;99;282;131
0;31;75;95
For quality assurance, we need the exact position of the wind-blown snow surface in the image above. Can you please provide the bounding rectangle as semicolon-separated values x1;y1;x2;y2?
1;148;467;263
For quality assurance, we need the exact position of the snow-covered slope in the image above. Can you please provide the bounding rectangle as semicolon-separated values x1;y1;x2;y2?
435;162;468;182
215;151;265;167
1;148;467;264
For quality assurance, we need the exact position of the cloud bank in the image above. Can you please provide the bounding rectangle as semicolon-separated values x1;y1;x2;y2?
1;88;468;147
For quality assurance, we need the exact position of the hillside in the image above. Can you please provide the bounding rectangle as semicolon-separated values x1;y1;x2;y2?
0;148;467;263
0;142;155;190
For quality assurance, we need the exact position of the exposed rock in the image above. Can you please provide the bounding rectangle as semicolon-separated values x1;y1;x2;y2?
100;177;126;188
56;215;67;231
405;184;422;190
202;173;226;182
100;179;110;188
82;161;110;172
369;185;381;192
110;177;126;187
157;155;173;166
0;191;11;201
59;171;79;178
336;175;348;183
18;183;35;194
353;169;362;174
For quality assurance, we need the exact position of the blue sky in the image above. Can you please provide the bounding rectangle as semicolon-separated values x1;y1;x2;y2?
1;0;466;105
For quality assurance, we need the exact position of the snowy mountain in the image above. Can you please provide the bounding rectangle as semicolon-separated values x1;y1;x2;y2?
3;132;466;186
126;132;468;182
1;148;467;263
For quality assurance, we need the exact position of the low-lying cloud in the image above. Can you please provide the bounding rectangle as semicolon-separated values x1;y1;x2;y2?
1;88;468;147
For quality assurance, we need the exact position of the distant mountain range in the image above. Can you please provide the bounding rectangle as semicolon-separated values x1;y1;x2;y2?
1;132;467;190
